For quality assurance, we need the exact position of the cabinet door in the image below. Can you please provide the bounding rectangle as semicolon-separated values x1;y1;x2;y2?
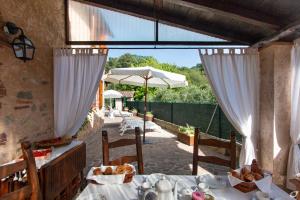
39;143;86;200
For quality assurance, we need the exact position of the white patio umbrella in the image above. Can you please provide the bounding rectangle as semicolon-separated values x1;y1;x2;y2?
103;90;123;107
103;90;123;98
105;66;188;143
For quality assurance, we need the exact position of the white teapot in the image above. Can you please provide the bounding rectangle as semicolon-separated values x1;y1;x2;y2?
143;176;179;200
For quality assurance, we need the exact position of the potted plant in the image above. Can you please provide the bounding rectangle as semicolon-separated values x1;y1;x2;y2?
131;108;138;116
145;111;154;121
178;124;195;146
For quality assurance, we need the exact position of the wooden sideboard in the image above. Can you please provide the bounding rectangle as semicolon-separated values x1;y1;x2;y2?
0;142;86;200
39;142;86;200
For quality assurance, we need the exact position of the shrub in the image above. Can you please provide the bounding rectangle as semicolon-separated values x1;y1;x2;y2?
146;111;153;117
179;124;195;135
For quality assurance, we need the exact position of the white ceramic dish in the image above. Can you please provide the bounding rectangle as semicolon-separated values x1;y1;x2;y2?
256;191;270;200
198;182;210;192
196;174;227;189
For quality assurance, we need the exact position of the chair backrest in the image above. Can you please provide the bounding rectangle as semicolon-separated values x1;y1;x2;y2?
192;128;236;175
0;142;42;200
102;127;144;174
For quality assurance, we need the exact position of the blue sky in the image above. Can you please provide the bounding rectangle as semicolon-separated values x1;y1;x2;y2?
108;49;201;68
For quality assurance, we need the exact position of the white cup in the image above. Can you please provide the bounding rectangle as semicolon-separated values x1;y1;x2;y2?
198;183;209;193
141;181;152;192
180;188;193;200
256;191;270;200
290;191;298;199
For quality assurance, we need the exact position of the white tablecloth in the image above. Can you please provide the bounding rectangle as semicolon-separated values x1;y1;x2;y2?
76;175;292;200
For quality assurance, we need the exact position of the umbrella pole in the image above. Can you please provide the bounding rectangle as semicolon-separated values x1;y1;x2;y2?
143;78;148;143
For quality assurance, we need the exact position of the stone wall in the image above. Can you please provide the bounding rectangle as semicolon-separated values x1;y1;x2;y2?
259;43;292;186
0;0;65;164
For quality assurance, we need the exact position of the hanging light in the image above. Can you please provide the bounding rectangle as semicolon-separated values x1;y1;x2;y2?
3;22;35;62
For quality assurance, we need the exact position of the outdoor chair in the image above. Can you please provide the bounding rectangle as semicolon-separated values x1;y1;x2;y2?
192;128;237;175
0;142;42;200
102;127;144;174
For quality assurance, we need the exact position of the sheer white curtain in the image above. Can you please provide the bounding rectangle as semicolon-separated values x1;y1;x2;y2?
287;40;300;189
54;48;107;137
199;49;260;167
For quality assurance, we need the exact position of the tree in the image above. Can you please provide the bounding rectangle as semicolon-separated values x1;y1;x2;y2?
105;53;216;104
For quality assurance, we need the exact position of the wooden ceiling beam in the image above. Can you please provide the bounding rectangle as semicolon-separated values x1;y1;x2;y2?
77;0;254;44
170;0;282;30
252;20;300;47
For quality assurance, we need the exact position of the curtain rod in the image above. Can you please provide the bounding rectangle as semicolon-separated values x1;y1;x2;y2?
54;47;249;50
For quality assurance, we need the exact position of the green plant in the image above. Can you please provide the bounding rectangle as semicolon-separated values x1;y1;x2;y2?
105;53;216;104
78;109;94;132
146;111;153;117
179;124;195;135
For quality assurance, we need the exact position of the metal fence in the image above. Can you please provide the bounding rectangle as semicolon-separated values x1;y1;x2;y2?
126;101;242;141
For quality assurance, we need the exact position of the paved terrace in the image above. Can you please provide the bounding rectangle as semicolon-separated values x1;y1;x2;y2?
102;117;230;176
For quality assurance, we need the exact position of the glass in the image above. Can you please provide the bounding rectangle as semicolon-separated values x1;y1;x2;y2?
158;23;225;42
69;0;155;41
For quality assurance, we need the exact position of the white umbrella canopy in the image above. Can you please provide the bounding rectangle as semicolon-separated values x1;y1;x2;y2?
104;66;188;88
104;66;188;143
103;90;123;99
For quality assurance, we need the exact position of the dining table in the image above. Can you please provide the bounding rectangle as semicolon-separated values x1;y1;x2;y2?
76;175;293;200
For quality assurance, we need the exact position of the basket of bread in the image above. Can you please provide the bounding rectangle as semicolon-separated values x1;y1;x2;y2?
228;159;272;193
87;164;135;185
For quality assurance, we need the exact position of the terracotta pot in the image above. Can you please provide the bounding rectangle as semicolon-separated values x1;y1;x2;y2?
177;132;194;146
145;115;153;121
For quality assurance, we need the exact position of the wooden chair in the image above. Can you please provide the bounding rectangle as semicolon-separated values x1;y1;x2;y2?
102;127;144;174
192;128;236;175
0;142;42;200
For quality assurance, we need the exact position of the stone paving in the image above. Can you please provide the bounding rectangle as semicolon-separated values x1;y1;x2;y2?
102;117;230;176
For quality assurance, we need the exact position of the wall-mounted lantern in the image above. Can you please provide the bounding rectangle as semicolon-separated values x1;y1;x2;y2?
3;22;35;62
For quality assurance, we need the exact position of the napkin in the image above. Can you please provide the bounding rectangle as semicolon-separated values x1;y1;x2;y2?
86;165;135;185
228;166;272;194
86;167;125;185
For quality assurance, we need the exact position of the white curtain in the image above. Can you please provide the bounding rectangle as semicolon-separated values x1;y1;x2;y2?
199;49;260;167
54;48;107;137
287;40;300;190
